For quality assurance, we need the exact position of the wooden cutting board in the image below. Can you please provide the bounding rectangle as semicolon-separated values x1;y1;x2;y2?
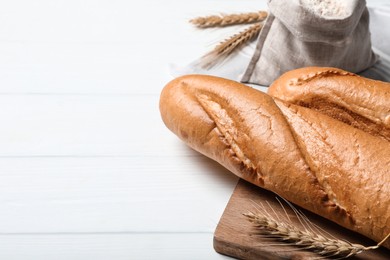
214;179;390;259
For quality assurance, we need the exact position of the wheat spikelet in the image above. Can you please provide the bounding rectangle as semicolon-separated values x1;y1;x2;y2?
200;22;262;69
244;200;390;259
190;11;267;28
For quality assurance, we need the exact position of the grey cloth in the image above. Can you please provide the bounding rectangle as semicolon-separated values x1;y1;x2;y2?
360;4;390;82
242;0;378;86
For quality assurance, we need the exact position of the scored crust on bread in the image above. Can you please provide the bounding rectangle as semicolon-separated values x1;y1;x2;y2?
268;67;390;142
159;74;390;249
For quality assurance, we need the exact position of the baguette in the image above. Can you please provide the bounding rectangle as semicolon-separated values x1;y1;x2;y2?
159;74;390;249
268;67;390;142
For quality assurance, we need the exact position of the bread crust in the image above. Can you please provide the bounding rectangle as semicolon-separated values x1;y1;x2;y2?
268;67;390;141
159;74;390;248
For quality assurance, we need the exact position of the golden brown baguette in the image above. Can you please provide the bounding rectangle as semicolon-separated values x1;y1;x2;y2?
159;74;390;249
268;67;390;141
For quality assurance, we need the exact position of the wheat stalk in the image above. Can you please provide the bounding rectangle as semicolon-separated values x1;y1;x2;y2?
199;22;262;69
190;11;267;28
244;201;390;259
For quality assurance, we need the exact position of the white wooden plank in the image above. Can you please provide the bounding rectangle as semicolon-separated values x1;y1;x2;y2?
0;233;229;260
0;0;268;95
0;156;237;233
0;94;194;157
0;41;172;95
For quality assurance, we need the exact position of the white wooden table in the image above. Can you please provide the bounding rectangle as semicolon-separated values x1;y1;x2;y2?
0;1;386;259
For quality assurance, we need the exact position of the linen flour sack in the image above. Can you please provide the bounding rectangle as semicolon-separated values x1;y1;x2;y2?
241;0;378;86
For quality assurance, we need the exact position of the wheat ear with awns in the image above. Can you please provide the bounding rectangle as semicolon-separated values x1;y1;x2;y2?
189;10;268;69
189;11;267;28
199;22;263;69
244;201;390;259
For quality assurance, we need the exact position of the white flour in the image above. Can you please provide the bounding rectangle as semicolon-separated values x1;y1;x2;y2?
300;0;350;18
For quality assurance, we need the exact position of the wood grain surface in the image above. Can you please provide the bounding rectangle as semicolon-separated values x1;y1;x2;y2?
214;179;390;260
